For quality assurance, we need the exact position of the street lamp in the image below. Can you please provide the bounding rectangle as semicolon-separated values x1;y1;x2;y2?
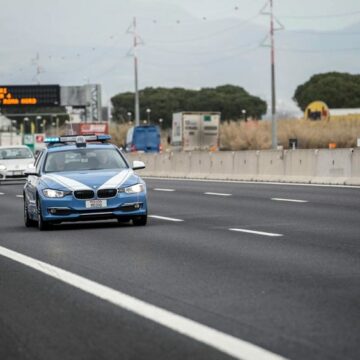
146;108;151;124
127;112;132;123
36;116;42;132
158;118;163;129
10;120;17;145
241;109;247;122
23;117;29;134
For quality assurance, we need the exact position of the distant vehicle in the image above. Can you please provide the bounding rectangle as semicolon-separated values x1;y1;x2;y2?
171;112;220;151
0;145;34;181
23;134;148;230
126;125;161;153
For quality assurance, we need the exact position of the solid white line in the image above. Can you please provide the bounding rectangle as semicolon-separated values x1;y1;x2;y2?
149;215;184;222
0;246;286;360
143;176;360;189
16;195;23;198
229;228;283;237
204;192;232;197
153;188;176;192
271;198;308;203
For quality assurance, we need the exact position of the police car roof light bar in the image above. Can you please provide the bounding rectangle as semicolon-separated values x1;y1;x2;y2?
44;134;111;147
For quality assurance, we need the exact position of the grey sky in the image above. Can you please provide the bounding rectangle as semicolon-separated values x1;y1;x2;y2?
1;0;360;113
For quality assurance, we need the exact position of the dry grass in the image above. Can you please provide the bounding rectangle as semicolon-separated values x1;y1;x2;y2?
109;123;132;148
220;116;360;150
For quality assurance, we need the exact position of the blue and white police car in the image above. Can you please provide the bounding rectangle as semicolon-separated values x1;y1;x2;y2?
23;134;148;230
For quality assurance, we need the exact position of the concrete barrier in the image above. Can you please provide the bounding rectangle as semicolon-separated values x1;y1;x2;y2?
171;152;191;178
232;151;259;181
257;150;285;182
126;149;360;186
347;148;360;185
284;149;316;183
312;149;352;185
208;151;234;180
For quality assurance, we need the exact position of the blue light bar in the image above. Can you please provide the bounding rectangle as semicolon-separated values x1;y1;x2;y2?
97;134;111;141
44;137;60;143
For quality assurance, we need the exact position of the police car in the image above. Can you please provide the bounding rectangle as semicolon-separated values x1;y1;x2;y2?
23;134;148;230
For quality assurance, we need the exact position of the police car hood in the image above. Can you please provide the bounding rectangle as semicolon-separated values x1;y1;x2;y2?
42;169;139;191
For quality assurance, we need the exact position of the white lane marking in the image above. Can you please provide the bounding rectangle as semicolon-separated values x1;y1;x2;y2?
0;246;286;360
149;215;184;222
143;176;360;189
153;188;175;192
229;228;283;237
16;195;23;198
271;198;308;203
204;192;232;197
0;192;4;195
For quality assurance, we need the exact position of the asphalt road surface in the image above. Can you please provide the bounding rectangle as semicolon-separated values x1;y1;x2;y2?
0;178;359;360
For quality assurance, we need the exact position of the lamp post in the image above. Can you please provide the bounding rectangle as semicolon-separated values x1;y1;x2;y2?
158;118;163;130
36;116;42;133
146;108;151;124
241;109;247;122
10;120;16;145
127;112;132;124
23;117;29;134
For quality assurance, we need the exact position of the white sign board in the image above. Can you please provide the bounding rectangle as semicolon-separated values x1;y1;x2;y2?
357;138;360;147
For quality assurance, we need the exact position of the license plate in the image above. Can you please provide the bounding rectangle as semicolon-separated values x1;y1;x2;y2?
13;171;22;176
85;200;107;209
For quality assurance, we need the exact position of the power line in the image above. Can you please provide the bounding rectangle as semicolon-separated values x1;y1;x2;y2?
278;9;360;19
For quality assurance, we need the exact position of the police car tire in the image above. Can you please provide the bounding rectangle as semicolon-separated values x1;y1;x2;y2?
133;215;147;226
24;198;36;227
37;200;51;231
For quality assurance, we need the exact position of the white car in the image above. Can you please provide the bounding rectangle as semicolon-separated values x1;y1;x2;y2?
0;145;35;181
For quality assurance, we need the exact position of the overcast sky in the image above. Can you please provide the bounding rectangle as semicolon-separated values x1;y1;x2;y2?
1;0;359;113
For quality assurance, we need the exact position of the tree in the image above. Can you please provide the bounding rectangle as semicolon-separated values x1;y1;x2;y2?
293;72;360;111
111;85;267;128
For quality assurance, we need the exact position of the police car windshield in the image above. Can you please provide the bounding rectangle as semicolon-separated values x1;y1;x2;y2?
44;148;127;173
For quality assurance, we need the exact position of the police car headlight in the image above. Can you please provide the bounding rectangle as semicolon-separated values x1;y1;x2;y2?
0;165;6;171
119;184;145;194
43;189;69;198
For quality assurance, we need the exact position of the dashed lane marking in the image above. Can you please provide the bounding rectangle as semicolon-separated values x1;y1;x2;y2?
16;195;23;198
149;215;184;222
0;245;287;360
204;192;232;197
0;192;4;195
153;188;176;192
229;228;283;237
271;198;308;203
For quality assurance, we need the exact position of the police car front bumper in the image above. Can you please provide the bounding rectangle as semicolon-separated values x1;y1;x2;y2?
39;193;147;222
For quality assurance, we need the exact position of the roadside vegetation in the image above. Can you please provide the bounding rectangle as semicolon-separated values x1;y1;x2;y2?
220;116;360;150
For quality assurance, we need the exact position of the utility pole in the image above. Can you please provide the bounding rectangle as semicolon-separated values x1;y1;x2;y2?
132;17;140;126
32;52;44;85
270;0;277;149
261;0;283;149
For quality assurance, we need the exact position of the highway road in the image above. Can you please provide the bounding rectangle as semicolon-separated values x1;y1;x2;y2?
0;178;359;360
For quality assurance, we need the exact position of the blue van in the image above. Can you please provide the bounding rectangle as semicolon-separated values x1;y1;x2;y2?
126;125;161;153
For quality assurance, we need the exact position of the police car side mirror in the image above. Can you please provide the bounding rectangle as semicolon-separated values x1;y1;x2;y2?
24;164;39;177
24;170;40;177
132;160;145;170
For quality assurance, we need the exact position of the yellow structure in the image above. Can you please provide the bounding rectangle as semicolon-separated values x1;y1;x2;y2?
305;101;330;121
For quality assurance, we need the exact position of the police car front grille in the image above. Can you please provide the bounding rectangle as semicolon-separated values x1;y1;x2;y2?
97;189;117;198
74;190;95;199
